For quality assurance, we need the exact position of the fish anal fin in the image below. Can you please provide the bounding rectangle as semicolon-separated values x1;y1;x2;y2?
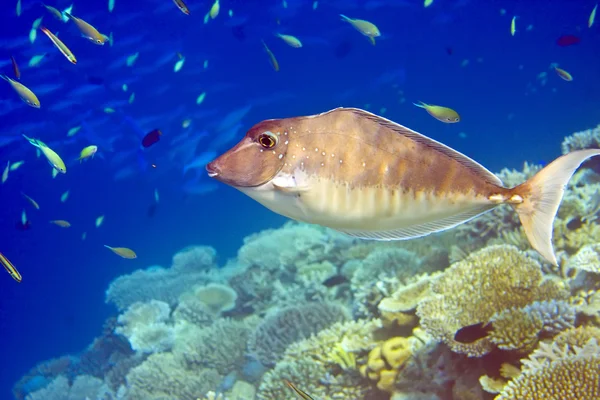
338;204;495;240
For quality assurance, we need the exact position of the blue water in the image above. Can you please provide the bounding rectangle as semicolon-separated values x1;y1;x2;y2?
0;0;599;398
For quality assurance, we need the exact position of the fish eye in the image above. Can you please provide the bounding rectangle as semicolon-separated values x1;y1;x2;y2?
258;132;277;149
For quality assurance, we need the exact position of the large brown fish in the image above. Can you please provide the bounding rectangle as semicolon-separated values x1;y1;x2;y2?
206;107;600;266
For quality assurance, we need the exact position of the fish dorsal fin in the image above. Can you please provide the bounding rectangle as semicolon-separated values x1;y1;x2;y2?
338;204;496;241
343;107;504;187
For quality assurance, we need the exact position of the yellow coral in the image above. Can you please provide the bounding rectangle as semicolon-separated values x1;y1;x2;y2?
361;333;426;393
565;243;600;274
496;339;600;400
416;245;569;356
488;307;544;352
328;343;356;371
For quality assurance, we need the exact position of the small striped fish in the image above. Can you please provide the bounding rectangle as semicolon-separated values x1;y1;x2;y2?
207;107;600;266
0;251;22;283
284;380;314;400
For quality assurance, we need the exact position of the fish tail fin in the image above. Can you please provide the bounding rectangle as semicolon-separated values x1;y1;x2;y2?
340;14;351;22
0;75;7;82
509;149;600;265
413;101;426;108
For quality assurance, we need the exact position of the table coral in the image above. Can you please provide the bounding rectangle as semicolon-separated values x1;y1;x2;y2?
417;245;570;356
114;300;175;354
495;338;600;400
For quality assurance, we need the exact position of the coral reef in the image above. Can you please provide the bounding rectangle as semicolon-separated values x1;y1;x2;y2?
105;245;218;310
417;245;570;356
14;124;600;400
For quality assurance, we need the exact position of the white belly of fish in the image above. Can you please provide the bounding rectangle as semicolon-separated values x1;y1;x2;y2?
239;172;495;240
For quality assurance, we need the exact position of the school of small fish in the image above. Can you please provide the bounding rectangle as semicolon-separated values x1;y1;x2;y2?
0;1;594;293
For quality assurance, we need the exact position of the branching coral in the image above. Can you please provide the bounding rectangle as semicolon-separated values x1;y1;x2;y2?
25;375;114;400
417;245;570;356
561;123;600;154
248;302;350;366
105;246;218;310
173;317;258;375
496;338;600;400
124;351;222;400
256;319;381;400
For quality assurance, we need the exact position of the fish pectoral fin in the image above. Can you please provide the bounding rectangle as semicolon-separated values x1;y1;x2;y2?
338;204;496;241
271;175;310;194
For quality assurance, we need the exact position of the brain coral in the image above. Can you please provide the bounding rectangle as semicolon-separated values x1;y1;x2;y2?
496;338;600;400
247;301;351;366
417;245;569;356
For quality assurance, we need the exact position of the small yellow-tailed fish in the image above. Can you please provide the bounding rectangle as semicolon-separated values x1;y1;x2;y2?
67;125;81;137
29;17;44;44
16;0;22;16
174;54;185;72
126;52;139;67
424;0;434;7
21;193;40;210
196;92;206;105
172;0;190;15
28;53;46;68
10;160;24;171
2;161;9;183
261;40;280;71
209;0;220;19
554;67;573;81
40;27;77;64
21;209;28;226
1;75;40;108
590;4;597;28
413;101;460;123
64;12;108;45
60;190;69;203
10;55;20;79
78;145;98;162
104;245;137;259
284;380;315;400
510;16;517;36
50;219;71;228
108;0;115;12
340;14;380;45
96;215;105;228
275;33;302;48
42;3;64;20
0;251;22;283
22;134;67;173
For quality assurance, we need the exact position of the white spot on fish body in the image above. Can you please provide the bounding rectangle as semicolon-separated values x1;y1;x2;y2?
285;140;289;145
315;148;319;152
278;154;283;159
322;151;326;156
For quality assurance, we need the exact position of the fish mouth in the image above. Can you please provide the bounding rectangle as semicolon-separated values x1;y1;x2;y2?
206;162;219;178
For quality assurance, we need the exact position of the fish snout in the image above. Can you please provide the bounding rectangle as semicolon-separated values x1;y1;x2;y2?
206;160;220;178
